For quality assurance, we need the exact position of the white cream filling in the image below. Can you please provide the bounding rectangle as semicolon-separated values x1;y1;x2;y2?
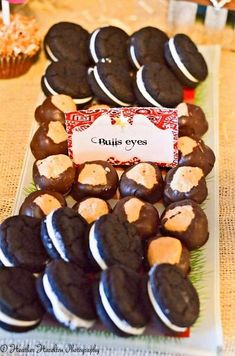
147;280;187;333
88;223;107;270
43;77;92;104
136;67;163;108
168;38;198;83
45;210;69;262
43;274;95;330
45;44;59;62
89;28;100;63
99;281;145;335
93;66;131;107
176;102;189;118
129;45;141;69
0;309;40;328
0;248;14;267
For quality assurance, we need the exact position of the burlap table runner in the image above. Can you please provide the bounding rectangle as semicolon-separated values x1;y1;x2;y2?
0;1;234;354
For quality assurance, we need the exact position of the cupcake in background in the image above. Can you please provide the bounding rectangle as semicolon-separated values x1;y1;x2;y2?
0;14;41;78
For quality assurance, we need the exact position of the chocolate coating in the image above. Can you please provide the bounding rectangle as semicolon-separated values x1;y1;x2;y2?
71;160;118;201
113;196;160;239
35;96;73;125
163;166;208;205
19;190;66;219
33;155;76;195
161;199;209;250
30;121;68;160
178;103;208;138
119;163;164;204
178;137;215;176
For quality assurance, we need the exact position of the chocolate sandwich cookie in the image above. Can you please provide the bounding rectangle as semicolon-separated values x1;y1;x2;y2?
42;61;93;105
19;190;66;219
0;268;45;332
113;196;160;239
33;154;75;195
161;199;209;250
147;264;200;333
30;121;68;160
88;61;135;107
35;95;77;126
41;207;88;268
95;264;149;337
71;160;118;201
147;237;190;276
128;26;168;69
37;260;96;330
177;102;208;138
119;162;164;204
44;22;90;65
73;197;112;224
164;34;208;88
0;215;48;273
88;214;143;271
163;166;208;205
89;26;128;64
135;62;183;108
178;136;215;176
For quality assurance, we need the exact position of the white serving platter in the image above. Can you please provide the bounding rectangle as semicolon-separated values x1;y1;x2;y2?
2;45;223;356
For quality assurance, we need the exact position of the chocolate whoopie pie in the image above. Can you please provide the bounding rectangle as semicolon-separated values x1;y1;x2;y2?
19;190;66;219
95;264;149;337
41;207;88;268
164;34;208;88
135;62;183;108
147;237;190;276
128;26;168;69
88;214;143;271
71;160;118;201
119;162;164;204
89;26;129;64
33;154;75;195
30;121;68;160
35;95;76;126
0;215;48;272
73;197;112;224
163;166;208;205
0;268;45;332
177;102;209;138
178;136;215;176
147;264;200;333
113;196;160;239
42;61;93;105
161;199;209;250
37;260;96;330
88;60;135;107
44;22;90;65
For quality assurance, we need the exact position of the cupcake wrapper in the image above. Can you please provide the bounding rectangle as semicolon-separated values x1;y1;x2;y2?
0;54;34;79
